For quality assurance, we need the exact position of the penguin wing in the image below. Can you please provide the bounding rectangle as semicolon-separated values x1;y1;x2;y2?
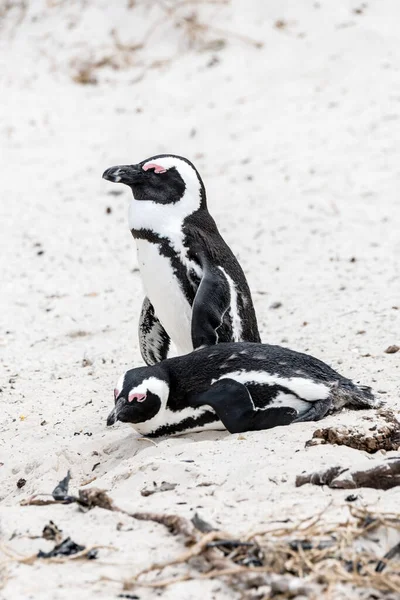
191;260;231;348
138;297;171;365
189;378;297;433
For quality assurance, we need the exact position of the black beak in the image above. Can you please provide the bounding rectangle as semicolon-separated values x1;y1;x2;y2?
106;406;117;426
102;164;143;184
107;397;124;426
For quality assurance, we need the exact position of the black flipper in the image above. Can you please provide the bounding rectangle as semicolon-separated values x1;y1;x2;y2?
138;297;171;366
189;378;297;434
292;397;333;423
191;256;231;349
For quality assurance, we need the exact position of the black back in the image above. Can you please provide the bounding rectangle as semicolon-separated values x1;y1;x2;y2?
184;210;260;343
164;342;349;411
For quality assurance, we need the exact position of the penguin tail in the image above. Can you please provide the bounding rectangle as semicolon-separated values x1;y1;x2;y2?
330;381;381;411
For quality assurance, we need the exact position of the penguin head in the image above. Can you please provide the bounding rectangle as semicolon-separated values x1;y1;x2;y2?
102;154;206;208
106;365;169;427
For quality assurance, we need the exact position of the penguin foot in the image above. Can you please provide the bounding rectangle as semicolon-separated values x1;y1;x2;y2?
292;397;333;423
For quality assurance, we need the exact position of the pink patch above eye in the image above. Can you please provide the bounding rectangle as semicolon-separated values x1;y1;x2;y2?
128;392;147;403
114;388;119;399
143;162;167;174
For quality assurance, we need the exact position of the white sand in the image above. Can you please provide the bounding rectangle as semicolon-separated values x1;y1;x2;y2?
1;1;399;598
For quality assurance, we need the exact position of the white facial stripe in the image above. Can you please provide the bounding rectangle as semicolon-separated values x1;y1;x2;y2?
218;267;242;342
142;155;201;195
130;376;169;401
129;155;203;241
214;370;331;402
114;373;126;398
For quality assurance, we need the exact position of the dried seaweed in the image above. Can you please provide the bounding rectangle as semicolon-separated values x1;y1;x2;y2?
37;537;98;560
16;473;400;597
131;511;198;542
306;416;400;453
1;542;112;566
191;513;216;533
52;471;76;503
78;487;118;511
42;521;62;543
70;0;262;84
296;457;400;490
21;472;118;512
376;541;400;573
118;506;400;598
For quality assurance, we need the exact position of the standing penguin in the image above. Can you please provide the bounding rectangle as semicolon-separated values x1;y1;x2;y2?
103;154;260;365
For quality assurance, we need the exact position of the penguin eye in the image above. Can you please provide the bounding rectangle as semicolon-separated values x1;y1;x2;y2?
128;392;147;403
142;163;167;174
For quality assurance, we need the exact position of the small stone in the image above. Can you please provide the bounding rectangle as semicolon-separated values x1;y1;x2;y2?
17;478;26;489
345;494;358;502
82;357;93;367
384;345;399;354
270;301;282;309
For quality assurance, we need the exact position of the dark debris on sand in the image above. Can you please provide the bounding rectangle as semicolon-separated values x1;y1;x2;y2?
306;410;400;453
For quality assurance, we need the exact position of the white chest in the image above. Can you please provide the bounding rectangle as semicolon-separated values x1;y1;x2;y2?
136;239;194;354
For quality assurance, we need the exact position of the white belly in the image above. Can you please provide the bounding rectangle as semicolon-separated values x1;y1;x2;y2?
130;406;225;437
136;239;193;354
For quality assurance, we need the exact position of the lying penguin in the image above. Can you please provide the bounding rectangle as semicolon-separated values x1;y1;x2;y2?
107;342;377;437
102;154;260;366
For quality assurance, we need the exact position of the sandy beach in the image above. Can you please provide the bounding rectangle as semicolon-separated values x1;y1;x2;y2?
1;1;399;598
